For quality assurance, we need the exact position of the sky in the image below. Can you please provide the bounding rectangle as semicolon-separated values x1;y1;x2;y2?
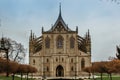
0;0;120;63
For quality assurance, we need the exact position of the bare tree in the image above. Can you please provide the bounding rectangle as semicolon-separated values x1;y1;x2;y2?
0;37;26;63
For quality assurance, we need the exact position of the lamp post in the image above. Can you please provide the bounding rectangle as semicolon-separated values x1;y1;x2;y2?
0;37;10;77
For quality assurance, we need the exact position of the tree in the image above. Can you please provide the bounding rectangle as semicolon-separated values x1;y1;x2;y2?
112;60;120;73
116;45;120;59
17;64;27;80
83;67;91;79
92;62;108;80
0;37;26;63
17;64;37;80
105;61;115;80
84;60;120;80
25;65;37;80
0;57;19;80
8;61;19;80
0;57;7;73
103;60;120;80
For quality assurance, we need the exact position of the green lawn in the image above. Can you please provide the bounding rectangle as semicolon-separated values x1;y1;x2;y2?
0;76;35;80
1;76;120;80
90;76;120;80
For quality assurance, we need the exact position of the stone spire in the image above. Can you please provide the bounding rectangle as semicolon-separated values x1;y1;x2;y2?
88;29;91;41
59;2;62;19
49;3;72;32
1;36;5;49
30;30;33;41
42;27;44;33
87;29;91;54
76;26;78;33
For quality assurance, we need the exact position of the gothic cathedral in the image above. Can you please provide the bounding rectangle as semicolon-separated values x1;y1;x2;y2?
29;5;91;79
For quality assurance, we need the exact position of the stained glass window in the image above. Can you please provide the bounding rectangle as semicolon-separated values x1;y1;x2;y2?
81;58;85;69
57;35;63;48
45;37;50;48
70;37;75;48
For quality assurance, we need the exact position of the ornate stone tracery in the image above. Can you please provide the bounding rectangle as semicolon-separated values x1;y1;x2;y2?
45;36;50;48
29;4;91;78
70;36;75;48
56;35;64;48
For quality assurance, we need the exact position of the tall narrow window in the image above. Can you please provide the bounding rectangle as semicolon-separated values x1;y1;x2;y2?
56;35;63;48
70;37;75;48
47;66;49;72
56;58;58;62
62;58;64;62
81;58;85;70
71;58;73;63
47;58;49;63
71;66;73;71
45;36;50;48
33;59;35;65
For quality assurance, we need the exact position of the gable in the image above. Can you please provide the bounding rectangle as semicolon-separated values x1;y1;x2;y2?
42;4;77;34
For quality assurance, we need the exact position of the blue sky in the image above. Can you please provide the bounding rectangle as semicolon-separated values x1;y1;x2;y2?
0;0;120;63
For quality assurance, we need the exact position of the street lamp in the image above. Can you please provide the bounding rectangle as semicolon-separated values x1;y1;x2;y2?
0;37;10;77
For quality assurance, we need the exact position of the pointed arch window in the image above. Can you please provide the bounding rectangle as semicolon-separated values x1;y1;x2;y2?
71;66;73;71
56;35;63;48
56;58;58;62
71;58;73;63
62;58;64;62
33;59;35;65
81;58;85;70
46;58;49;63
45;36;50;48
70;37;75;48
47;66;49;72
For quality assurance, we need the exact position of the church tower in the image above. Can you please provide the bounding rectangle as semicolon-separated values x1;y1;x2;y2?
29;4;91;79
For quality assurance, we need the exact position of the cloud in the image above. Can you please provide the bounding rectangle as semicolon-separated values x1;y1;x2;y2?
0;0;120;62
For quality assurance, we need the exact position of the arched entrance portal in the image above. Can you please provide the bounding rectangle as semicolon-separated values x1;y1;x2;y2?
56;65;64;77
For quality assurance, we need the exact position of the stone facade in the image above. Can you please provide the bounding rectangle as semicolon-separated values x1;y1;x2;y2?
29;6;91;78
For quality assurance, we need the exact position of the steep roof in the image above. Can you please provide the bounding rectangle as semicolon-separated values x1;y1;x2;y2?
47;4;73;32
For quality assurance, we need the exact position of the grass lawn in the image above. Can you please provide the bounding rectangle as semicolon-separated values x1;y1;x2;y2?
90;76;120;80
0;76;35;80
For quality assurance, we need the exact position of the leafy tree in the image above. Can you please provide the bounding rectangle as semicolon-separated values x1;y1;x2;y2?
84;60;120;80
0;57;6;73
17;64;27;80
83;67;91;79
17;64;37;80
0;57;19;79
105;61;115;80
25;65;37;80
